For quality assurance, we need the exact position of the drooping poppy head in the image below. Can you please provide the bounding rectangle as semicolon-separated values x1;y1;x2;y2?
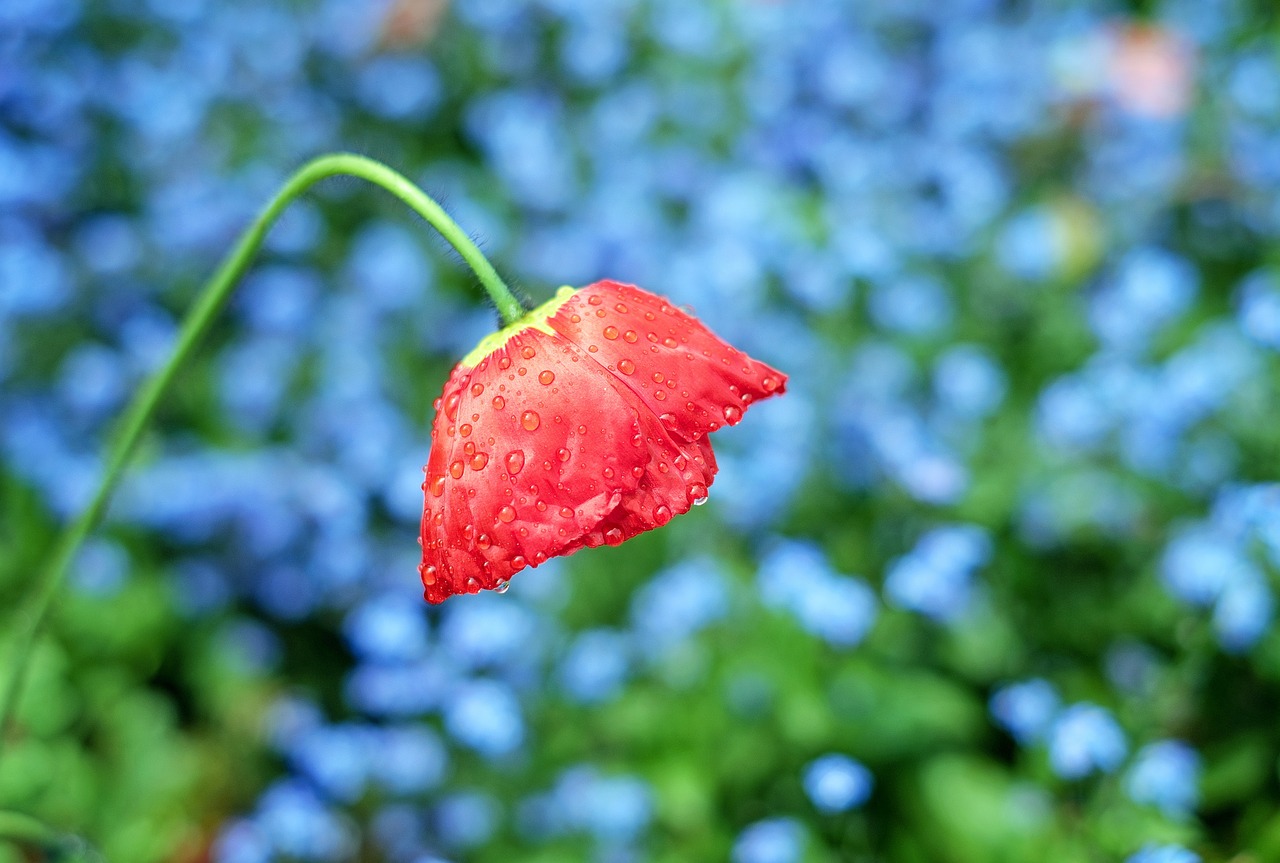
419;280;786;603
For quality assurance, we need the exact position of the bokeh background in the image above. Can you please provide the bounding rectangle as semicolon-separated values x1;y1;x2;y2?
3;0;1280;861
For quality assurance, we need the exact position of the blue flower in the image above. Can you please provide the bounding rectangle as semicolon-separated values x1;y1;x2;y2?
253;780;356;861
1126;844;1201;863
732;818;805;863
559;628;631;703
356;56;442;120
802;754;873;813
933;344;1007;419
1048;703;1127;779
630;558;729;653
1125;740;1200;818
443;679;524;758
436;792;500;849
758;541;877;648
343;592;430;663
884;525;992;623
990;679;1060;744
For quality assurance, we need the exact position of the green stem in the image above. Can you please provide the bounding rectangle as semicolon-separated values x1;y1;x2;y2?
0;152;521;764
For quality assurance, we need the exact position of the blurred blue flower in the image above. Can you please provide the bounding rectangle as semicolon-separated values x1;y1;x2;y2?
990;678;1060;744
439;596;539;670
253;780;357;861
732;818;805;863
356;55;442;120
1160;526;1255;607
212;820;270;863
884;525;992;623
1089;248;1197;353
1214;573;1274;653
559;628;631;703
803;754;873;813
1237;270;1280;349
996;206;1064;280
630;558;728;653
1125;740;1200;818
436;791;499;850
934;344;1007;420
1048;703;1127;779
287;723;374;802
372;726;449;795
443;679;524;758
868;275;953;336
758;541;878;648
1126;844;1201;863
343;591;429;663
71;537;129;598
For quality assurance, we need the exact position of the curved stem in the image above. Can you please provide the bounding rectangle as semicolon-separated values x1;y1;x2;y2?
0;153;521;763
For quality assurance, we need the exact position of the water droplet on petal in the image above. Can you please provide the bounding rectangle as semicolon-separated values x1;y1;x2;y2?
623;330;638;343
470;452;489;470
497;505;517;523
557;447;571;462
521;410;541;431
560;506;574;518
460;423;472;437
465;577;480;592
632;465;645;479
499;357;512;370
471;382;484;396
421;565;437;585
506;450;525;475
492;396;506;410
724;405;743;425
689;483;709;505
495;578;511;594
604;527;625;546
654;505;672;525
463;524;476;543
511;556;527;571
762;375;780;392
603;466;615;479
539;370;555;385
477;533;492;550
521;345;536;360
444;392;461;421
618;358;636;375
429;475;446;496
449;460;465;479
588;294;602;305
604;325;619;340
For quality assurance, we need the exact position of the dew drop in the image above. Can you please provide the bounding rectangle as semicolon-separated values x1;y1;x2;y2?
604;325;619;340
449;460;465;479
654;505;672;525
463;524;476;543
604;527;625;546
498;357;512;370
618;358;636;375
470;452;489;470
477;533;492;550
588;344;599;353
644;311;656;320
535;499;547;512
533;551;548;564
465;577;480;592
615;302;628;313
495;578;511;594
429;475;446;496
588;294;602;305
570;313;581;323
689;483;709;504
762;375;780;392
521;345;536;360
623;330;638;343
557;447;571;462
663;337;678;348
464;441;477;456
654;391;667;401
460;423;472;437
497;505;517;523
506;450;525;475
421;564;437;585
444;392;461;421
471;382;485;396
603;466;615;479
521;410;541;431
632;465;645;479
560;506;574;518
492;396;506;410
511;555;527;571
724;405;743;425
539;370;555;385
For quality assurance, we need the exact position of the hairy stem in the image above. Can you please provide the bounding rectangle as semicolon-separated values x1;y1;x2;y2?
0;152;519;764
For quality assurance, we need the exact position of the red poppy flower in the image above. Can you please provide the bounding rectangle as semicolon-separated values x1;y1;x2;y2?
418;280;786;603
